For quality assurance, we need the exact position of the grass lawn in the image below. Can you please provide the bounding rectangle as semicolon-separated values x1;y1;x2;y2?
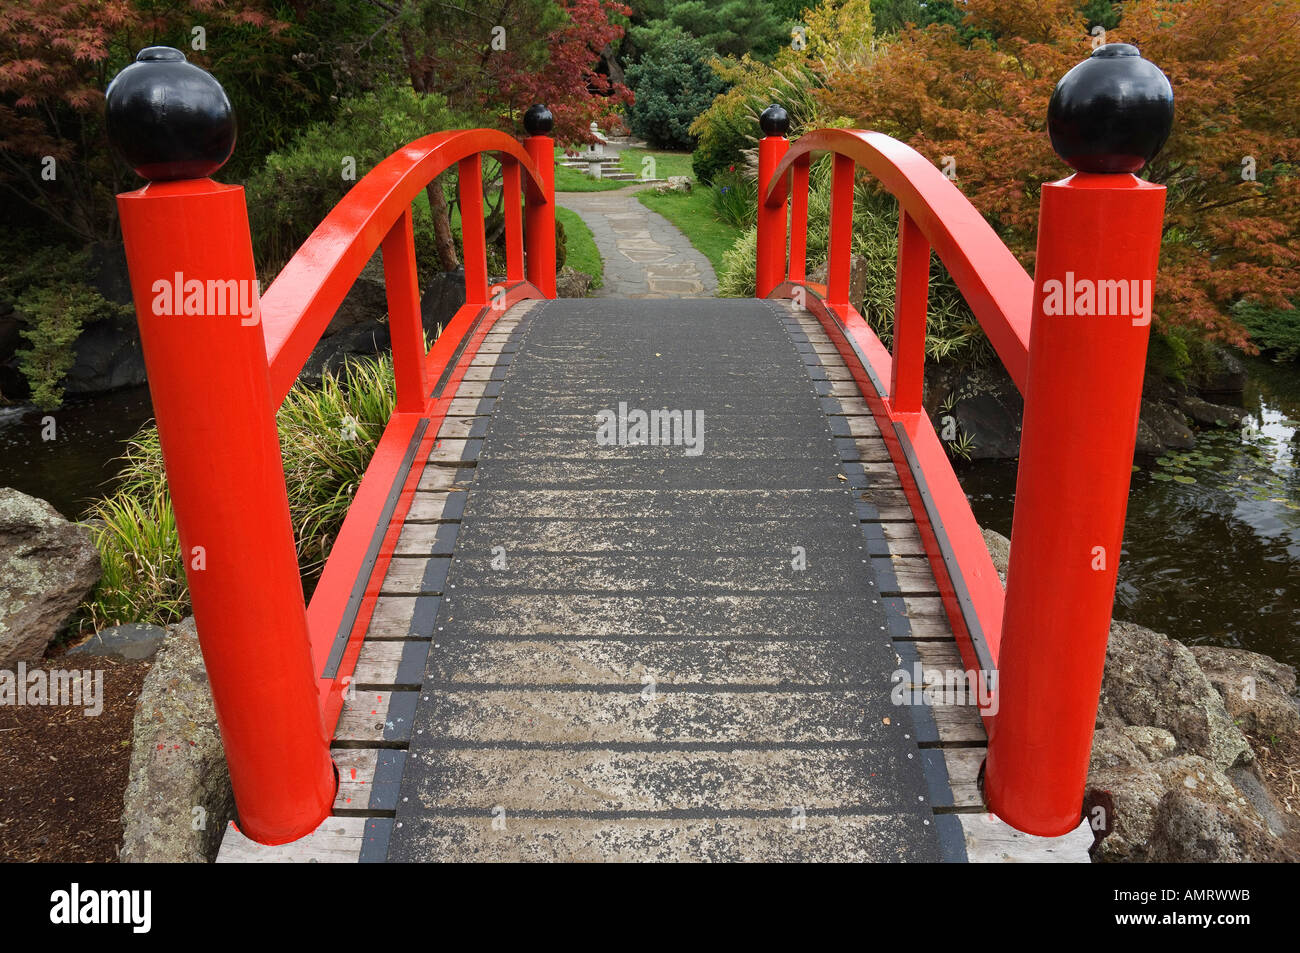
554;162;626;192
553;147;694;190
636;186;742;276
411;190;604;293
557;206;602;290
619;148;693;180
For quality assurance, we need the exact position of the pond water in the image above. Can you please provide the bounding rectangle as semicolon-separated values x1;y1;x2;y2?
961;356;1300;668
2;360;1297;667
0;385;154;520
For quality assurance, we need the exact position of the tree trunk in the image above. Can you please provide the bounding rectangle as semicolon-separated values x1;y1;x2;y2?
425;174;460;272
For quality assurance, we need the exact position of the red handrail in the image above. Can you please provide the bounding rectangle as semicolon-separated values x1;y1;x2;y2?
116;107;556;844
260;129;551;404
761;128;1033;391
755;107;1167;838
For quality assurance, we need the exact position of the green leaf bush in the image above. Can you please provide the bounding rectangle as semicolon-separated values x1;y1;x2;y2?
84;354;398;629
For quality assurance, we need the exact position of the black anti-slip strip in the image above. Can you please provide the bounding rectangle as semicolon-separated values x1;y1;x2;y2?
321;418;430;680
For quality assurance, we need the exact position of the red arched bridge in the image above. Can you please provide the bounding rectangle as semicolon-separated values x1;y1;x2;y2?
106;44;1172;861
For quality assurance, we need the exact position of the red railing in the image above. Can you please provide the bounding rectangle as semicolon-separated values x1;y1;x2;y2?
755;45;1171;837
109;49;557;845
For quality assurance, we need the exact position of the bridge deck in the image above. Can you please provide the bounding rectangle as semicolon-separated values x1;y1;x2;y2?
389;297;943;861
219;298;1006;862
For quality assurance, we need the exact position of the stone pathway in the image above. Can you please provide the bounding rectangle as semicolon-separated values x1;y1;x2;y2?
559;186;717;298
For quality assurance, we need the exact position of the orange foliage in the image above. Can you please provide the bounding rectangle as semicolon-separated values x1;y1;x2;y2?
819;0;1300;346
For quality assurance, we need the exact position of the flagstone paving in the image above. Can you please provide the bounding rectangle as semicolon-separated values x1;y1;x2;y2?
559;187;717;298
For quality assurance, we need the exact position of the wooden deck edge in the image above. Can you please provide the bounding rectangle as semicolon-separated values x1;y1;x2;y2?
958;815;1094;863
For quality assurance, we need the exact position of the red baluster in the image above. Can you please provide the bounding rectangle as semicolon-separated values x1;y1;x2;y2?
502;156;525;285
788;154;810;285
459;154;489;306
888;211;930;415
756;104;790;298
826;153;855;311
523;104;557;298
382;208;430;413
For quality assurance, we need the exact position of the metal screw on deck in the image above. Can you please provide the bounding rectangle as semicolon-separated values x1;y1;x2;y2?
984;44;1174;836
107;47;337;846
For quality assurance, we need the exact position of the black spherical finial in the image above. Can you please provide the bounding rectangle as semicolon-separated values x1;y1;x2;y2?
523;104;553;136
1047;43;1173;174
105;46;235;181
759;104;790;138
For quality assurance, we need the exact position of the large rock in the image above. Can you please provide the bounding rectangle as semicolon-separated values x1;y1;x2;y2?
980;526;1010;584
63;242;147;396
1190;645;1300;740
1175;393;1245;428
556;267;593;299
808;256;869;313
1134;399;1195;455
298;321;391;387
1097;621;1252;771
326;251;389;337
64;310;147;396
420;268;467;333
120;617;234;863
925;363;1024;460
979;526;1294;861
1089;754;1288;862
1190;344;1247;400
1147;757;1291;862
0;488;101;667
66;622;166;661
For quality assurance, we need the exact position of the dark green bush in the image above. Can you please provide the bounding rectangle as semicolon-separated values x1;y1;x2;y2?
689;57;823;184
2;245;129;409
626;32;728;151
1235;298;1300;363
691;97;752;184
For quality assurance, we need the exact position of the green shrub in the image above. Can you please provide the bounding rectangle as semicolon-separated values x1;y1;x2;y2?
15;283;127;410
716;158;987;365
626;32;728;151
710;169;758;229
84;354;398;628
692;94;753;185
717;225;759;297
1235;298;1300;363
244;87;467;275
689;57;825;184
1;244;129;409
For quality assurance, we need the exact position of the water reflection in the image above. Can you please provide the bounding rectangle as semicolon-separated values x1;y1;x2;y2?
962;357;1300;667
0;386;154;520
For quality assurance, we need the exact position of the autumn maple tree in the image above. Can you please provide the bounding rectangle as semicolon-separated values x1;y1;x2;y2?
819;0;1300;347
377;0;632;267
0;0;289;242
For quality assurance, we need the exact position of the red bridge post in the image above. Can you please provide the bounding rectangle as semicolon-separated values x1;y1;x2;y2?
756;105;790;298
523;104;557;298
107;48;335;845
985;45;1173;835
